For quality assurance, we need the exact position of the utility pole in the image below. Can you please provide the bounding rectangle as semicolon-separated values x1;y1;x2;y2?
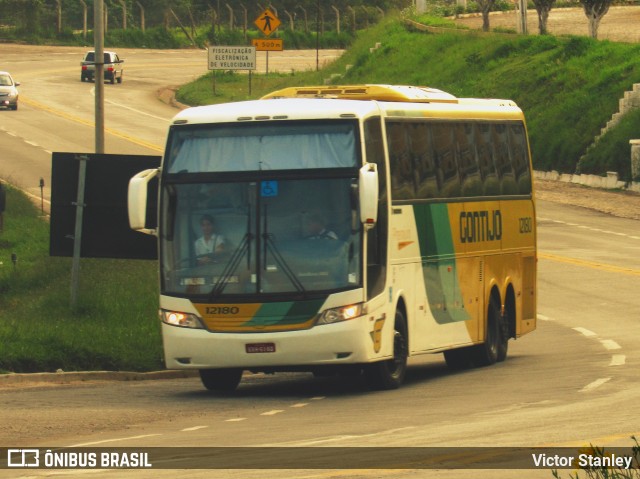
95;0;105;154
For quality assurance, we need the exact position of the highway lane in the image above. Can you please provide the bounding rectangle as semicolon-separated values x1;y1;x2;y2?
0;45;639;478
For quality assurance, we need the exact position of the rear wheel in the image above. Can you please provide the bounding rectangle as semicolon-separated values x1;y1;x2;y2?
116;73;123;84
473;295;503;366
364;309;408;390
199;368;243;392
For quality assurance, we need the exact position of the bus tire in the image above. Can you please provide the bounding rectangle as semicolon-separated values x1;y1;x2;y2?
496;306;509;363
199;368;243;392
473;295;501;367
364;309;408;390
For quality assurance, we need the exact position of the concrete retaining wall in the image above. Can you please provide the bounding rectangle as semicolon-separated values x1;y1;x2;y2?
534;170;640;193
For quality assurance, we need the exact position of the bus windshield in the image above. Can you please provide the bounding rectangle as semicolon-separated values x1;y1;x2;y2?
166;121;358;173
159;121;362;299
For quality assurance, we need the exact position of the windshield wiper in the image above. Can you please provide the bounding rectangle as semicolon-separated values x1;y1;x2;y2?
209;209;252;299
262;204;306;294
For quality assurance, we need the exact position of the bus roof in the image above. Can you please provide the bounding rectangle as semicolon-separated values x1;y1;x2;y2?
171;85;524;125
261;84;460;103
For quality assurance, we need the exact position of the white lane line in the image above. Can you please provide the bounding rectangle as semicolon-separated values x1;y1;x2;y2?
310;396;326;400
225;418;247;422
181;426;208;432
580;378;611;392
599;339;621;350
290;403;309;408
537;314;552;321
69;434;162;447
610;355;626;366
538;217;640;240
573;327;597;338
260;410;285;416
88;85;171;123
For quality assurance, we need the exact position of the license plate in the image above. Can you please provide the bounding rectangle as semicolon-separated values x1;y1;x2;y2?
246;343;276;353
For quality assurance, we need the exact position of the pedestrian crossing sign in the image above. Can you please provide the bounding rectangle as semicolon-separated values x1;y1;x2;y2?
255;8;280;37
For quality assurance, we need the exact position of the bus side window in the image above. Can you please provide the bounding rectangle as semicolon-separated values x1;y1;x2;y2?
493;124;518;195
433;123;461;198
410;122;441;199
508;124;532;195
456;122;482;197
387;122;415;200
476;123;500;196
364;117;388;300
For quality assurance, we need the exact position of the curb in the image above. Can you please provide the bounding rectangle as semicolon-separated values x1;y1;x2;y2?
0;370;199;386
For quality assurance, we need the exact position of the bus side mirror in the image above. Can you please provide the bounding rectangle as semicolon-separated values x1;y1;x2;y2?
359;163;379;229
128;168;159;236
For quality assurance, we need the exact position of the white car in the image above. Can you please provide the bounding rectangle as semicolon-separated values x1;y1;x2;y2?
80;50;124;84
0;71;19;110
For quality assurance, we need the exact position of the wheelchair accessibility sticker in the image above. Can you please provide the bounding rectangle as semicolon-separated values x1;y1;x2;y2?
261;181;278;197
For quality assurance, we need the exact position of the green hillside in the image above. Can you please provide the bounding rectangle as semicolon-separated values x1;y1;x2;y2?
179;16;640;181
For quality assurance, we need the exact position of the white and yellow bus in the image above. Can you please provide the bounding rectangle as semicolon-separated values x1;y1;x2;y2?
128;84;536;391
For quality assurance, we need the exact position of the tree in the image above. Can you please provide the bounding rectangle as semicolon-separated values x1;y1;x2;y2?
580;0;612;39
476;0;496;32
533;0;556;35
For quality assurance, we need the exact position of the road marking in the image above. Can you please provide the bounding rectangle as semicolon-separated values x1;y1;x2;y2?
88;86;172;123
610;354;626;366
260;410;285;416
225;418;247;422
21;96;164;153
290;403;309;408
310;396;326;401
69;434;162;447
580;377;611;392
263;427;417;446
537;314;553;321
599;339;621;350
538;217;640;241
573;327;597;338
539;252;640;276
181;426;208;431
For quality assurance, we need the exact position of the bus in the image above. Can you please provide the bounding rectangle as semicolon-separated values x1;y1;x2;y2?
128;84;536;392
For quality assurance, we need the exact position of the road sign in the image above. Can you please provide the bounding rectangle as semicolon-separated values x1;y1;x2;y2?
252;38;283;51
208;46;256;70
254;8;280;37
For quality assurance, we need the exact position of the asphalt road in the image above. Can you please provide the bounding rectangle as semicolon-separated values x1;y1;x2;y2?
0;45;639;478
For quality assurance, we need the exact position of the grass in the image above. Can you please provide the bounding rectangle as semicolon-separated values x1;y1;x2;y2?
177;14;640;180
0;184;162;373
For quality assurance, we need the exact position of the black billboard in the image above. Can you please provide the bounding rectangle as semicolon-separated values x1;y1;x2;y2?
50;153;161;260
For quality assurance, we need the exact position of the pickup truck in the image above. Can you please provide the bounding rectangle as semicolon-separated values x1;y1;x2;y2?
80;51;124;84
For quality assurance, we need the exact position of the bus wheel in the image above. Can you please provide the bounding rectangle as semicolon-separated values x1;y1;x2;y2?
364;309;408;390
199;368;243;392
473;295;502;367
496;303;509;362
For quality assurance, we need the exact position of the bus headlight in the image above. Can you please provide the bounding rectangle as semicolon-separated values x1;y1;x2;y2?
160;310;205;329
317;303;363;325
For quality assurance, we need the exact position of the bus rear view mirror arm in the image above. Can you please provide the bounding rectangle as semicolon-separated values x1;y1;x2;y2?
359;162;379;229
128;168;159;236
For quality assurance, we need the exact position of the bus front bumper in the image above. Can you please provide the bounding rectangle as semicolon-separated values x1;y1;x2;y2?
161;318;380;370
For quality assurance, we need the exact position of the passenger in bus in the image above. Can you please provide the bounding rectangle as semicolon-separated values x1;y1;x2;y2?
194;214;226;264
304;212;338;240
